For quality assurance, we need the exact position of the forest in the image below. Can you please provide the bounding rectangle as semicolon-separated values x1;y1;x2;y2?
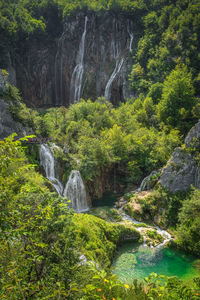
1;0;200;299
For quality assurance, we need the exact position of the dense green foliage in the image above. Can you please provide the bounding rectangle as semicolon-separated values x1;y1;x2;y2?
11;99;181;188
72;213;140;268
1;136;200;298
124;186;189;228
0;137;79;297
177;188;200;257
129;0;200;95
0;135;78;298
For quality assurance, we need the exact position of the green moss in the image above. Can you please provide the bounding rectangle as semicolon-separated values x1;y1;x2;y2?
87;207;122;222
146;229;164;243
72;214;140;268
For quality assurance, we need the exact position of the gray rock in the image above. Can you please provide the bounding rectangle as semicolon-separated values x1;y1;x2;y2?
0;70;7;93
139;170;161;191
160;148;198;193
0;99;31;139
195;166;200;188
184;120;200;147
160;120;200;193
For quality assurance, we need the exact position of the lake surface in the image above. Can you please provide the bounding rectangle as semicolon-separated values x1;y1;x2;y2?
113;241;200;282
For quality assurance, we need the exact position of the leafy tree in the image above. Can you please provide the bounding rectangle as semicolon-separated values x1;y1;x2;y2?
157;64;196;133
0;135;77;298
177;188;200;257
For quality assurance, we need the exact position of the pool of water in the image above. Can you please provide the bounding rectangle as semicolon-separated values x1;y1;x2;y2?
113;241;200;282
92;191;119;207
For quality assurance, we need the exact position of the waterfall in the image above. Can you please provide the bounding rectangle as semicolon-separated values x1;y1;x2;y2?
63;170;89;213
118;186;172;249
70;16;88;103
104;57;124;100
127;20;134;52
138;170;160;192
40;144;63;195
128;31;134;52
55;31;66;104
119;210;172;248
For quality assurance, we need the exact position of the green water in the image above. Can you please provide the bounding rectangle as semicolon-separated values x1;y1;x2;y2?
86;191;121;221
92;191;119;207
113;241;200;283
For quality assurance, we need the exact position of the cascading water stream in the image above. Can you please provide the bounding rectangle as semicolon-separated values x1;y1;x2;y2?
40;144;63;195
128;30;134;52
70;16;88;103
104;57;124;100
118;186;171;249
63;170;89;213
40;145;89;212
119;205;172;250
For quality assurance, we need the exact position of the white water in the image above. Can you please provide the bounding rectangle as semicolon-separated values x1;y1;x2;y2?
63;170;89;213
104;57;124;100
128;30;134;52
118;195;171;249
120;210;171;248
70;16;88;102
154;225;172;249
40;144;63;195
138;170;160;192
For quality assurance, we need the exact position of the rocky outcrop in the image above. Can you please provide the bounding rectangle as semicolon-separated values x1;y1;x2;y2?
160;148;197;192
160;120;200;193
184;121;200;147
0;69;32;139
0;70;7;93
0;99;26;138
16;12;135;107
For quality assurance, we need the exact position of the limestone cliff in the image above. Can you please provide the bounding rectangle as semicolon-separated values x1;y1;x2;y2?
15;12;135;107
0;70;31;139
160;120;200;193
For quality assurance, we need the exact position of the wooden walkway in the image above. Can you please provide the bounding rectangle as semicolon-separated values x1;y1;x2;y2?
0;137;49;144
19;137;49;144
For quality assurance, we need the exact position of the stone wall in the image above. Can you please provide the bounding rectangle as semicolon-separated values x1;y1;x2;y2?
160;120;200;193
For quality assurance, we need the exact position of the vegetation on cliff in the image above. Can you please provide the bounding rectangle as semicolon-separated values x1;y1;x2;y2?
1;0;200;100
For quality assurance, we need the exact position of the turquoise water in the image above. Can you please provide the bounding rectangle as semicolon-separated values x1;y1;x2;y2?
113;241;200;283
87;191;121;221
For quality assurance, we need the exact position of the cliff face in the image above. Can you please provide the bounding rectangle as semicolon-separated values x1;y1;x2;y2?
16;12;135;107
0;70;31;138
160;121;200;193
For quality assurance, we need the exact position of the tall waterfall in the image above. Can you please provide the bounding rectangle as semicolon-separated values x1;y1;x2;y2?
128;21;134;52
55;31;66;104
63;170;89;212
104;57;124;100
70;16;88;103
128;31;134;52
40;144;63;195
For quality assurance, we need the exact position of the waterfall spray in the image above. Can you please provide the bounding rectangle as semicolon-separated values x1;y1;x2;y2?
40;144;63;195
63;170;89;212
104;57;124;100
